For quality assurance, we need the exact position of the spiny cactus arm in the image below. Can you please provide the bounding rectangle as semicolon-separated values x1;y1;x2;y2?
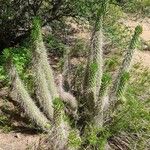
4;50;50;131
93;25;104;102
109;26;142;112
112;25;142;97
31;19;55;120
68;129;81;150
83;20;102;93
82;21;103;105
92;0;109;102
31;18;59;99
83;0;109;104
32;55;54;120
94;73;111;127
48;98;78;150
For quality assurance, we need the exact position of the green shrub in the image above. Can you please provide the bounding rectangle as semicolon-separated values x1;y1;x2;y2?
68;130;81;149
0;66;5;81
45;35;66;57
122;0;150;16
0;114;12;133
71;39;88;56
107;67;150;149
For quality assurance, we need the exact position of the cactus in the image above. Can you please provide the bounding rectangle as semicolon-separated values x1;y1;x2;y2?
83;20;103;104
62;47;71;92
83;0;109;103
49;98;72;150
31;18;59;100
109;25;142;110
31;56;54;120
92;25;104;103
82;0;109;127
49;118;70;149
31;19;54;120
5;50;50;131
94;73;111;127
2;7;144;149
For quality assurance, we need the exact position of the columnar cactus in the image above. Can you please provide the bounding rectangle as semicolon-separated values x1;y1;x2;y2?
94;73;111;127
3;5;143;148
31;18;59;100
109;25;142;110
31;58;54;120
83;0;109;102
83;20;103;104
92;23;104;103
82;0;109;126
31;19;54;120
5;52;50;131
49;98;71;150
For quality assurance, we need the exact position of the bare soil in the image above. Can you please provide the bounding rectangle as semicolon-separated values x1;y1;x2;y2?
0;132;40;150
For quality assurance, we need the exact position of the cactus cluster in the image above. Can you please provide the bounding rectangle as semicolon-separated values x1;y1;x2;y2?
5;18;79;150
5;8;142;149
80;9;142;145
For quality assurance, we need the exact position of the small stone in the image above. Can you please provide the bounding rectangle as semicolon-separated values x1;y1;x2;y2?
14;133;21;139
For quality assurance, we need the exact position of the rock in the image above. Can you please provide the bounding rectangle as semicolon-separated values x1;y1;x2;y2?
14;133;21;139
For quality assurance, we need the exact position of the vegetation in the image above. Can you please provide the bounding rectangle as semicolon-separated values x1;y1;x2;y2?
0;0;150;149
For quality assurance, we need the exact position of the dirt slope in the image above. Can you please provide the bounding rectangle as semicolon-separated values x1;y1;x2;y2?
0;132;40;150
133;50;150;68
